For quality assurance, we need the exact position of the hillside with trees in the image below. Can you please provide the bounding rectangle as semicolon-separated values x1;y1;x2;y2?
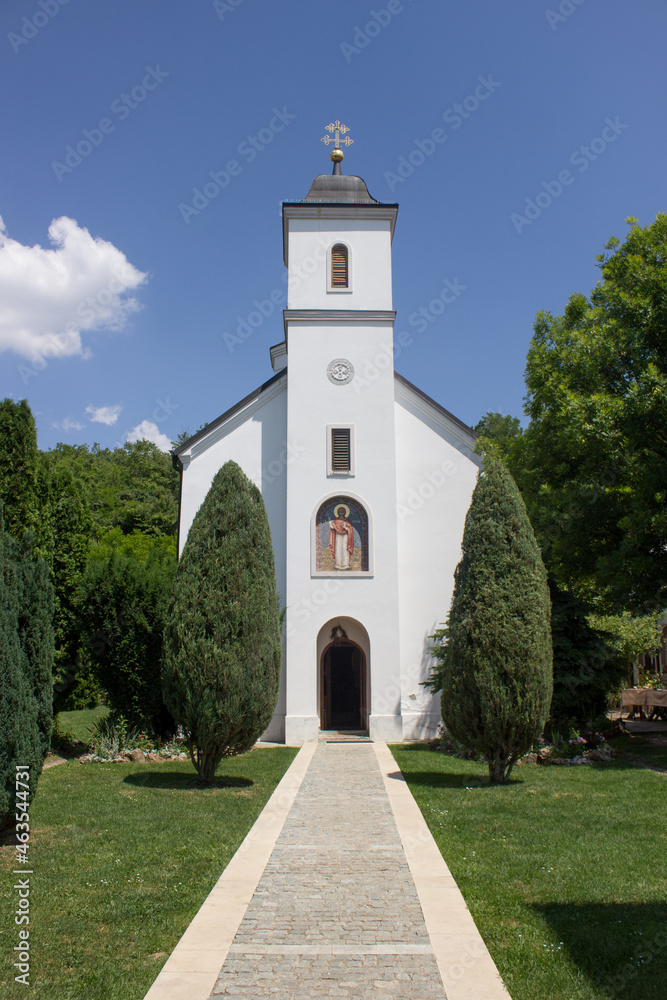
0;399;179;716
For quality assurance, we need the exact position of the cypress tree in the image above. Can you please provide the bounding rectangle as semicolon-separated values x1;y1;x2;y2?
17;533;55;759
0;514;52;829
437;459;552;783
0;399;40;542
162;461;282;784
47;462;94;710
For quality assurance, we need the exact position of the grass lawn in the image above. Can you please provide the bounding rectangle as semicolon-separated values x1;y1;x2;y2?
391;744;667;1000
0;747;297;1000
55;705;109;743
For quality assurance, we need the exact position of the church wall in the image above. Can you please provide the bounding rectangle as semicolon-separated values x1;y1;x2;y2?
287;219;393;311
394;396;480;741
177;382;288;742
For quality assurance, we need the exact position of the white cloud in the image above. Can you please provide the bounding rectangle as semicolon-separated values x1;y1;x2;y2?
125;420;172;453
0;215;148;361
52;416;85;432
86;404;123;426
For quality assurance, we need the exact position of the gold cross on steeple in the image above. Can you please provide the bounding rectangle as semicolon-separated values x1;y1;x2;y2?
321;121;354;171
321;120;354;150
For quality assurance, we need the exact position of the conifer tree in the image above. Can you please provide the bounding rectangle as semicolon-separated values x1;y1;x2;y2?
162;461;282;784
40;460;95;710
0;513;53;828
436;459;552;783
0;399;40;542
17;534;55;758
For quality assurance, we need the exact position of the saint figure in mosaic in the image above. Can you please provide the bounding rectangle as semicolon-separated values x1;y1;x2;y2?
316;497;369;572
329;504;354;570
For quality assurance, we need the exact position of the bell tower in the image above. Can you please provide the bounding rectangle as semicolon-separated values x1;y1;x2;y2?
278;126;403;744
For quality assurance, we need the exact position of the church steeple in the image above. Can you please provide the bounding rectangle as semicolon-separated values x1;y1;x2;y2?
272;130;397;374
281;123;397;295
280;126;404;745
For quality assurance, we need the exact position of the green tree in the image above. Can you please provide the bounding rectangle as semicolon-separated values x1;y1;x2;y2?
473;412;524;464
587;610;662;679
0;399;41;543
434;460;552;783
17;533;55;758
548;578;625;725
43;461;96;710
522;214;667;612
162;461;282;785
48;440;179;540
82;533;177;734
0;513;53;828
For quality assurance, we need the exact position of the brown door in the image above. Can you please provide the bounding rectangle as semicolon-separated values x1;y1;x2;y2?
321;642;365;730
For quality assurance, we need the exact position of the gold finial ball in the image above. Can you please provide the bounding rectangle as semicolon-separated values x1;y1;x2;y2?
330;148;344;163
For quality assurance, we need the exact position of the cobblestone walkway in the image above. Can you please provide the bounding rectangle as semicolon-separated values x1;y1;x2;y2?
209;742;447;999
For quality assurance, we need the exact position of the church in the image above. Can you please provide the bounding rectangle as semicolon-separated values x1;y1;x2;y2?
172;125;481;745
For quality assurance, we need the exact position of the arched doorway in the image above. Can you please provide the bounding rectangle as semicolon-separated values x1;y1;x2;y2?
320;626;367;731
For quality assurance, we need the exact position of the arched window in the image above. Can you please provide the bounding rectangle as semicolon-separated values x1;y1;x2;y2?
330;243;349;288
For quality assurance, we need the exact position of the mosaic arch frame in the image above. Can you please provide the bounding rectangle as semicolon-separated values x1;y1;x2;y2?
311;493;373;577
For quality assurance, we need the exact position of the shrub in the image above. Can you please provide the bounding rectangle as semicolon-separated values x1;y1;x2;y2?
88;715;141;760
82;540;176;735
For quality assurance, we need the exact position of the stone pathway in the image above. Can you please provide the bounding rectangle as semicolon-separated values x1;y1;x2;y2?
144;741;510;1000
210;742;444;998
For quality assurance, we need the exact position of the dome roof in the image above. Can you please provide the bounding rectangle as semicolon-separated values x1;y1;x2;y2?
300;173;379;204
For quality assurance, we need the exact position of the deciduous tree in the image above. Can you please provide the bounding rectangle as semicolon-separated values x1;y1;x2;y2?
522;215;667;612
548;578;624;725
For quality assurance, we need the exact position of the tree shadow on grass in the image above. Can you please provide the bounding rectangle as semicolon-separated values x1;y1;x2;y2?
533;902;667;1000
123;772;254;790
604;757;667;773
388;769;523;789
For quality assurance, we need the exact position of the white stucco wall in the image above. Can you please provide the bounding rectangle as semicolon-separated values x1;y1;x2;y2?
394;383;480;741
286;219;393;310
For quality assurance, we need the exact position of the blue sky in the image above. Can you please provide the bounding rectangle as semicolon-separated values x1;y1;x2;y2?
1;0;665;452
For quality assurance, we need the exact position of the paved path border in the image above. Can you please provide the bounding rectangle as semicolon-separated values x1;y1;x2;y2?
374;742;512;1000
143;742;316;1000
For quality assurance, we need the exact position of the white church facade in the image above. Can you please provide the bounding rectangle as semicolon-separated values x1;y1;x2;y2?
173;150;481;745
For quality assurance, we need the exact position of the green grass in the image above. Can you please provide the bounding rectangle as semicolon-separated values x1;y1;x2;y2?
0;748;297;1000
391;745;667;1000
55;705;109;744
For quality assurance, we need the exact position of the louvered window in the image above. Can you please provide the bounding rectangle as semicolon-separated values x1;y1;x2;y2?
331;244;348;288
331;428;351;472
